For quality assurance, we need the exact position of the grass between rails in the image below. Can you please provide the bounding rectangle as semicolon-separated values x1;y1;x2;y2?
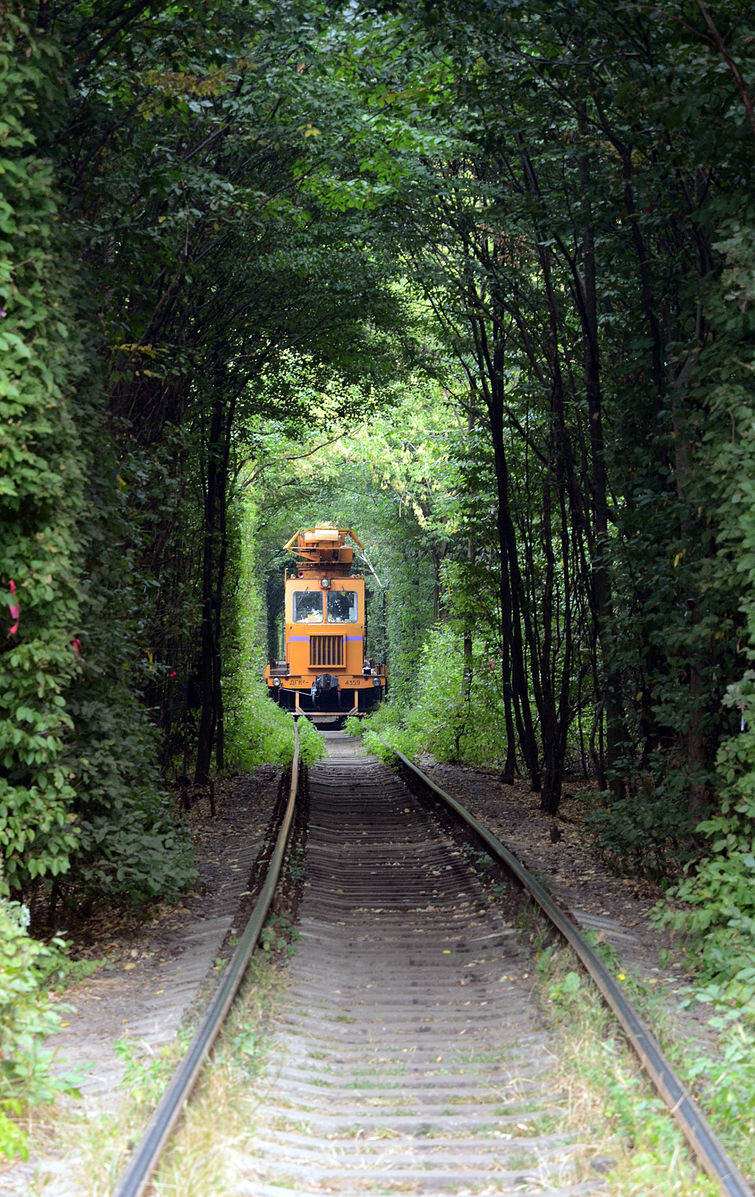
532;938;738;1196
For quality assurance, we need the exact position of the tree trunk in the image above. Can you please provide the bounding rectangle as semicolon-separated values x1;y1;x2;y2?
487;391;541;792
194;392;225;785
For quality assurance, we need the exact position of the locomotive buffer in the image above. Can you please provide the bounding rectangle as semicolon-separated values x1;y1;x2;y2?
264;527;387;721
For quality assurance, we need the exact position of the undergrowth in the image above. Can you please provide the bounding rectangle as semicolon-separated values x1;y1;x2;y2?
679;1004;755;1179
225;676;325;769
653;678;755;1007
355;624;508;768
0;901;93;1164
587;789;697;882
534;943;719;1195
582;930;754;1180
15;948;286;1194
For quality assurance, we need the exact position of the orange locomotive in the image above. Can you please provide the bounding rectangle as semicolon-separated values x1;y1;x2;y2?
264;527;387;718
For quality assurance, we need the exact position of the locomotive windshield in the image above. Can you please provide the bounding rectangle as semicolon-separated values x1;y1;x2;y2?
292;590;323;622
327;590;358;623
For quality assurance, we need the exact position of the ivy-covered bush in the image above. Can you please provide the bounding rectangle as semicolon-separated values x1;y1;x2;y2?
0;13;83;895
1;13;197;909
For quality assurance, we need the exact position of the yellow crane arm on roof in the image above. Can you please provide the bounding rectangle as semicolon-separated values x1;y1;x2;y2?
282;527;365;552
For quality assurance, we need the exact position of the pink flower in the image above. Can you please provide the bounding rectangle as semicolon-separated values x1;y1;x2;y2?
8;580;19;635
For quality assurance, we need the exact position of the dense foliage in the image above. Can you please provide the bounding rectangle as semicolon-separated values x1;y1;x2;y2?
341;0;755;995
1;3;753;1150
0;10;197;917
0;13;82;898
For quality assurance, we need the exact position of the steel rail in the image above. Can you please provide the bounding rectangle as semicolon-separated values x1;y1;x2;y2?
375;733;752;1197
113;722;301;1197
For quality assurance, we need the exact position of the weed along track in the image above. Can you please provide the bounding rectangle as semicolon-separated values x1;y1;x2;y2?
236;732;599;1197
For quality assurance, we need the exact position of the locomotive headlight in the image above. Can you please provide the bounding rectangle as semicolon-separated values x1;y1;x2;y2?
273;677;281;687
321;577;329;588
372;676;381;687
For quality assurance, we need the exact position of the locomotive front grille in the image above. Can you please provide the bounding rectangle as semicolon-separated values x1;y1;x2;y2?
310;635;344;668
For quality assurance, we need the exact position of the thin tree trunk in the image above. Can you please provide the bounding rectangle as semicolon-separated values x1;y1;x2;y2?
488;393;541;792
195;392;224;785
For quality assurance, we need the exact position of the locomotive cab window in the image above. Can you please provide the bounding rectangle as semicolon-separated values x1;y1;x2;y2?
292;590;323;623
327;590;358;623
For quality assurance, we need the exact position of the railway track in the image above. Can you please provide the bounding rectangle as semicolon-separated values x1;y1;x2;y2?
116;730;751;1197
235;732;597;1196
